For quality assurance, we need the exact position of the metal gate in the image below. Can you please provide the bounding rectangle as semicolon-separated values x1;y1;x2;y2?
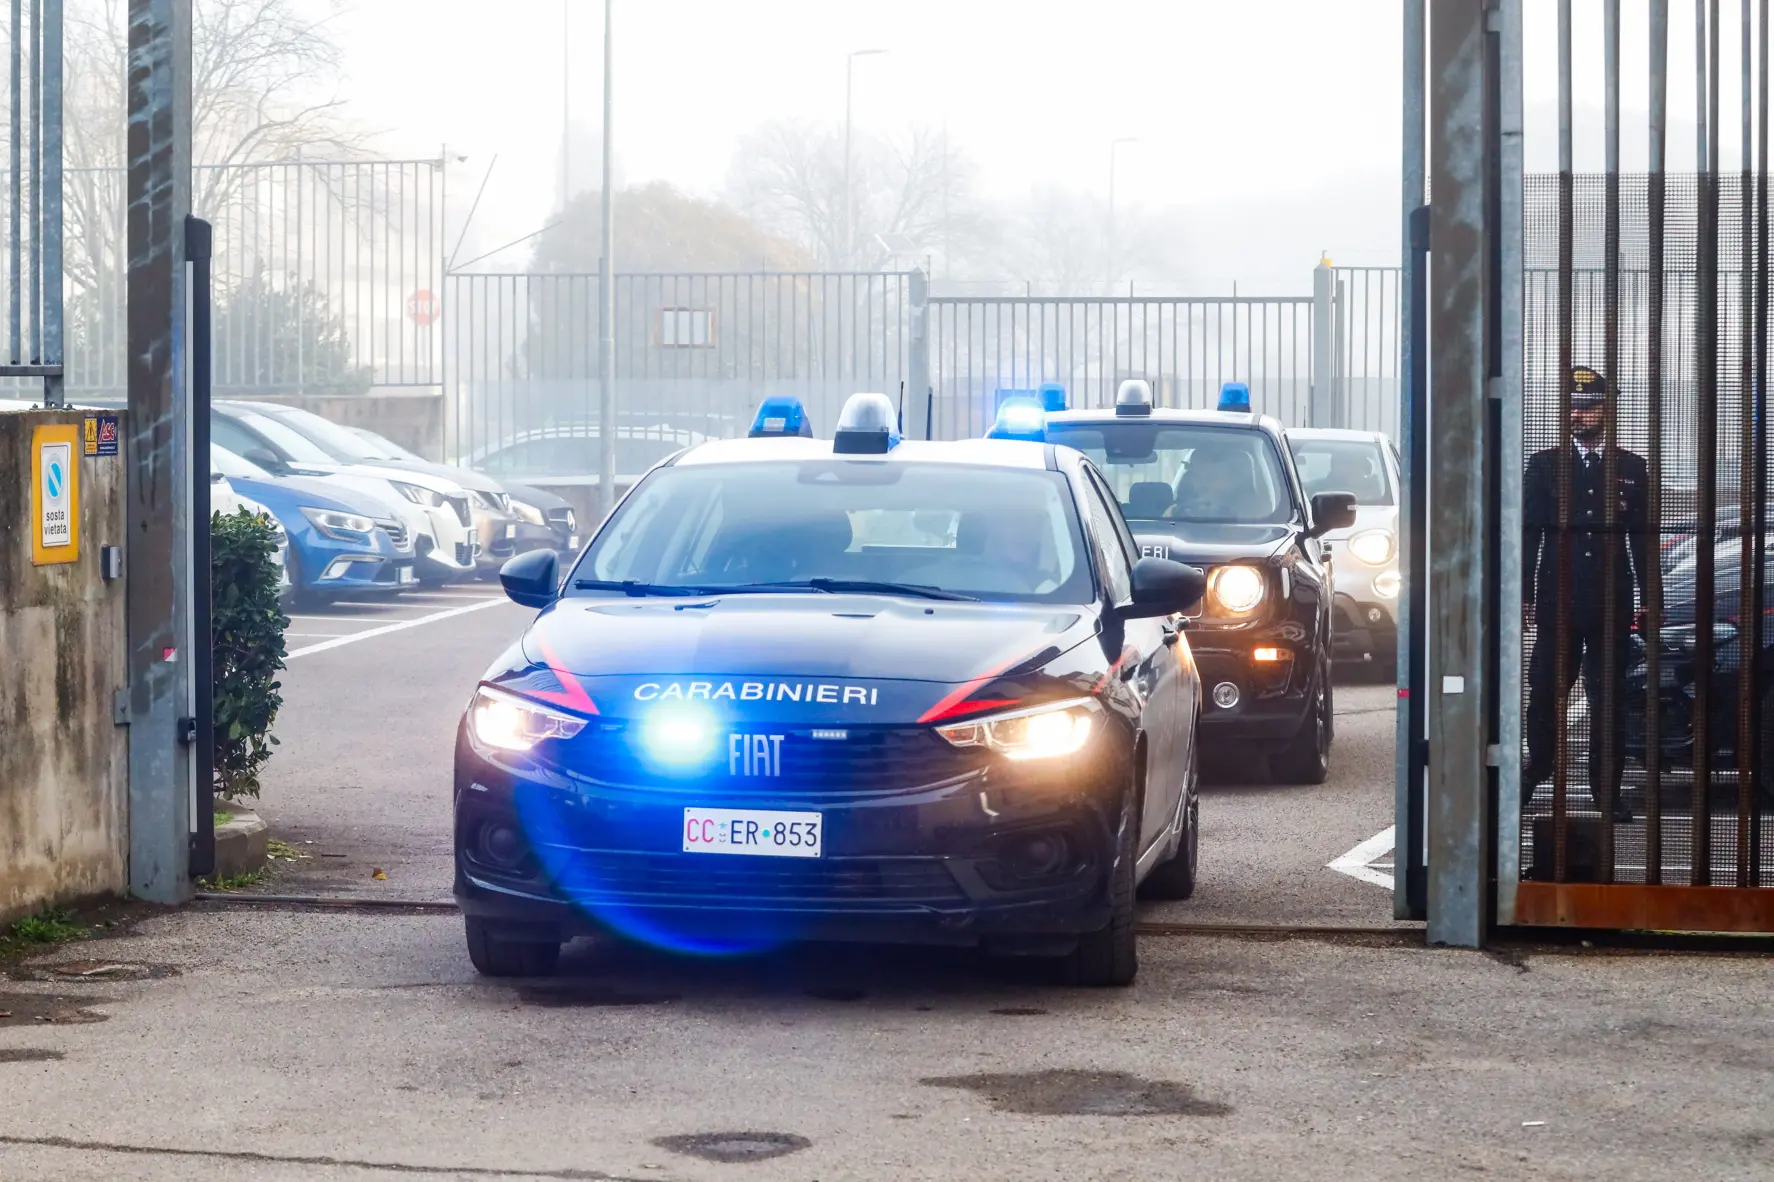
1501;2;1770;932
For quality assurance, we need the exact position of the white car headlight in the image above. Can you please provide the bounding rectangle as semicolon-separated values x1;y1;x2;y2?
469;685;588;751
1208;564;1266;614
299;507;375;541
511;498;547;527
936;698;1097;761
1346;528;1395;566
390;480;445;508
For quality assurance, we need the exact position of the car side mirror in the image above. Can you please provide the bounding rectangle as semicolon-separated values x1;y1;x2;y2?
242;447;287;475
1125;557;1207;619
1309;491;1359;537
500;548;560;609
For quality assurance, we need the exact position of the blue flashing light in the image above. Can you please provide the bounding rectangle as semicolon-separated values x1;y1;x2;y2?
639;705;719;772
749;396;812;438
987;397;1047;442
1038;382;1067;412
1217;381;1252;413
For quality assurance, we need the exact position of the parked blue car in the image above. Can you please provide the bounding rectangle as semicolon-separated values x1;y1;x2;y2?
212;445;417;606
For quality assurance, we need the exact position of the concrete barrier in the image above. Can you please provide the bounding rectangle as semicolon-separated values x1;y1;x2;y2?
0;407;129;921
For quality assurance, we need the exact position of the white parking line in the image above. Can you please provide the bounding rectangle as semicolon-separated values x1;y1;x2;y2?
1327;826;1396;891
285;598;513;660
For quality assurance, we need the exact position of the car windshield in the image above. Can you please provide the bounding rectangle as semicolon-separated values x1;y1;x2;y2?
229;411;339;465
1044;422;1296;525
1288;437;1393;506
356;428;423;462
212;444;270;480
573;460;1093;603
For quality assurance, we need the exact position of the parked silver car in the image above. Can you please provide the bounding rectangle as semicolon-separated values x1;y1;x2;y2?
1286;427;1403;668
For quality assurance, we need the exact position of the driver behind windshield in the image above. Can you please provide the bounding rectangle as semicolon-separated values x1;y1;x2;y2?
1173;447;1257;520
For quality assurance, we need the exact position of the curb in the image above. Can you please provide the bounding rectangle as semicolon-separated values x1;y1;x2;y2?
212;806;269;880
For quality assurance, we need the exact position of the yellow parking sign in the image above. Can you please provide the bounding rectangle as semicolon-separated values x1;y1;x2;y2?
30;423;80;565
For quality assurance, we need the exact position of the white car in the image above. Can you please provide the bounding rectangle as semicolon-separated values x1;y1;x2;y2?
212;402;479;584
459;423;709;488
1285;427;1403;668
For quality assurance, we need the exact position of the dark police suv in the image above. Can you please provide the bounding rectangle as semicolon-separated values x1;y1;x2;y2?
990;381;1356;783
456;393;1209;987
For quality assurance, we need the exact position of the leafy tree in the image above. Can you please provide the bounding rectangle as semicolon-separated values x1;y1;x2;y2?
529;182;810;274
214;266;372;395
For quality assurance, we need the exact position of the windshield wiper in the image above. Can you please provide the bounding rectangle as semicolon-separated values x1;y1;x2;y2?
748;578;980;602
571;579;724;597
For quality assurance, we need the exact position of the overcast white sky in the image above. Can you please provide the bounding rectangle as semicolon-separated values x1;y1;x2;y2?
320;1;1764;289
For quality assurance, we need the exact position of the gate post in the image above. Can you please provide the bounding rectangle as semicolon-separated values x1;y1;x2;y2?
906;268;931;439
1310;255;1336;427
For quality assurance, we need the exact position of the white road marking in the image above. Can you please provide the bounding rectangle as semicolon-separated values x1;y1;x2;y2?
286;615;404;623
1327;825;1396;891
285;597;513;661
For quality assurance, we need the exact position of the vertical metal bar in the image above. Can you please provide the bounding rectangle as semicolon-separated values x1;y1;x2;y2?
1734;0;1756;883
1426;0;1495;946
1694;0;1720;885
1646;0;1670;884
597;0;615;516
40;0;58;403
1750;0;1769;886
10;0;22;363
28;0;40;361
1600;0;1623;880
1498;0;1528;922
1553;0;1576;882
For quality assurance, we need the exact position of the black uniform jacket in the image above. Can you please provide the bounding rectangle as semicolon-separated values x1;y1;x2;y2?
1523;442;1654;617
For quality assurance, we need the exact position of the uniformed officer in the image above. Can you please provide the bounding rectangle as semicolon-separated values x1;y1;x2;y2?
1521;365;1654;822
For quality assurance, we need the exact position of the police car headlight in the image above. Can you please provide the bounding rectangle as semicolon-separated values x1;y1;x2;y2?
1208;565;1266;615
937;698;1097;761
1346;529;1395;566
469;685;588;751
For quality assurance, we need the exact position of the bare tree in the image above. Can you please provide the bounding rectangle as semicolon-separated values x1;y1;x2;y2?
726;120;988;271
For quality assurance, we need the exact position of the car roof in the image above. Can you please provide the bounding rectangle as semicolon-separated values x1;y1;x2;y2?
674;436;1053;470
1042;406;1287;436
1284;426;1391;443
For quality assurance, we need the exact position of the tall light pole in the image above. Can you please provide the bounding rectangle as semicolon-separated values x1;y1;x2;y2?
597;0;616;517
843;48;887;267
1107;136;1139;290
561;0;571;203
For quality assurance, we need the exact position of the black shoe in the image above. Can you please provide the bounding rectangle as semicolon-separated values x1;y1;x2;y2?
1609;798;1635;824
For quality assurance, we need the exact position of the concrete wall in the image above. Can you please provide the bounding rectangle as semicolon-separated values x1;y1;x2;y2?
231;391;446;462
0;408;129;921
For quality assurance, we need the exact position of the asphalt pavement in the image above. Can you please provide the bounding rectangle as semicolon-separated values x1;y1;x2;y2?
6;587;1770;1180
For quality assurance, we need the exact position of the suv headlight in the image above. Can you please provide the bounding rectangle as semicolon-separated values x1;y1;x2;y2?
936;698;1097;761
469;685;588;751
1208;564;1266;614
390;480;445;507
300;507;375;541
511;498;547;526
1346;528;1395;566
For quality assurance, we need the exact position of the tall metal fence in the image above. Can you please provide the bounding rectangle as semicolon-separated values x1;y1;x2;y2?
443;270;916;464
5;156;443;399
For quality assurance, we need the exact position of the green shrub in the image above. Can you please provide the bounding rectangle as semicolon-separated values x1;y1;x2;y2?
212;508;290;799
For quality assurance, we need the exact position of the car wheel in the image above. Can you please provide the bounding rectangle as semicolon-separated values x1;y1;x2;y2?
1139;735;1200;901
463;917;561;978
1271;662;1332;785
1058;787;1138;987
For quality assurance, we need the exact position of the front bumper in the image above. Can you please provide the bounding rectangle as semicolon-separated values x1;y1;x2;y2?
1332;592;1399;660
452;722;1127;948
1190;627;1316;744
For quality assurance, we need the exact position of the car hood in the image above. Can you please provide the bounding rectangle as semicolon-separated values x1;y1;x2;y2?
1124;520;1296;564
500;594;1099;719
228;473;400;519
500;480;572;511
360;456;507;494
284;458;466;494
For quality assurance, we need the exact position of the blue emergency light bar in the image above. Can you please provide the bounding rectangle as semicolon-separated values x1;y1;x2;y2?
987;397;1047;441
1217;382;1251;413
749;396;813;438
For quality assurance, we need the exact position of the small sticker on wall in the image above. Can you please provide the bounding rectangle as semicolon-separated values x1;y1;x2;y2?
1442;675;1465;695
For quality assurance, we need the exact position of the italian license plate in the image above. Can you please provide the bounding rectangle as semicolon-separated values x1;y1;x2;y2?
682;807;822;859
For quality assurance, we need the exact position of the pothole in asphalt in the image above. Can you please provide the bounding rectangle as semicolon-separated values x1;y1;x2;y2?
920;1069;1234;1117
0;992;112;1027
0;1048;64;1062
515;982;678;1008
652;1132;811;1164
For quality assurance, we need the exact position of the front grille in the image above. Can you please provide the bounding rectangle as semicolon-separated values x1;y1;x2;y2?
565;724;986;797
445;492;473;527
374;518;411;553
472;490;512;515
455;541;474;565
545;849;966;904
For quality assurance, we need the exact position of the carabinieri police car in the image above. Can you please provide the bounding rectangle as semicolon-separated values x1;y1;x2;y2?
455;393;1209;986
988;380;1356;784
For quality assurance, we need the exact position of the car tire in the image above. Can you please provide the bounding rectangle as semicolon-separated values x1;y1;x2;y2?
1139;736;1200;902
1271;661;1332;785
1059;788;1138;987
463;917;561;978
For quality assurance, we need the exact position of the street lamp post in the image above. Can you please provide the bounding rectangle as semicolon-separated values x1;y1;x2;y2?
1107;136;1139;289
597;0;616;517
843;48;887;267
